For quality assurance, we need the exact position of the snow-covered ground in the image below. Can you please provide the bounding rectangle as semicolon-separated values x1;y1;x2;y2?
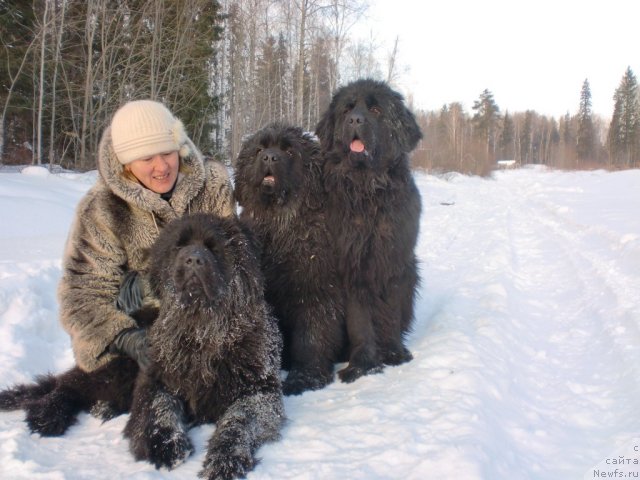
0;165;639;479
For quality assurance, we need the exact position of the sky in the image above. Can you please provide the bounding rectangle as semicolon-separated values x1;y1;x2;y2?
1;166;640;478
353;0;640;118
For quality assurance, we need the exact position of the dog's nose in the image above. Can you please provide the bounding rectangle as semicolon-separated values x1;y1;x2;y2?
261;150;279;164
348;111;365;125
184;249;206;267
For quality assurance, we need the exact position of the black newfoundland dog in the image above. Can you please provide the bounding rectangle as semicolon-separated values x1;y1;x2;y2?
234;123;345;396
315;79;423;383
125;214;284;479
0;214;284;480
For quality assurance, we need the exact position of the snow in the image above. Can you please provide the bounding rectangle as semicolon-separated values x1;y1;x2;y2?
1;165;640;479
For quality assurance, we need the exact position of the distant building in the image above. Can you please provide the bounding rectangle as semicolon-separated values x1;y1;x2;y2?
496;160;517;169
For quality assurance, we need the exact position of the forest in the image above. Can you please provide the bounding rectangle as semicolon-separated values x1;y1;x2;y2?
1;0;639;174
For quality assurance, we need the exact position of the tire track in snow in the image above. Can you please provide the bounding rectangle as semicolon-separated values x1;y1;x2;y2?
503;176;640;477
413;171;640;478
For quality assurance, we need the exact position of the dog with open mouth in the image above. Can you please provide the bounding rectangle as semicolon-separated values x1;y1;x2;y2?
234;123;346;396
316;78;423;383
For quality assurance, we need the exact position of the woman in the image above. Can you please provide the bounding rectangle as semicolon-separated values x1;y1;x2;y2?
59;99;234;372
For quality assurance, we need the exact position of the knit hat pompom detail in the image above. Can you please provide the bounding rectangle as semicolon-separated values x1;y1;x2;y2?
111;100;189;165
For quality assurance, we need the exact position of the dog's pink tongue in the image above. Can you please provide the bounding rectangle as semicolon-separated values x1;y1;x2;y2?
350;139;365;153
263;175;275;185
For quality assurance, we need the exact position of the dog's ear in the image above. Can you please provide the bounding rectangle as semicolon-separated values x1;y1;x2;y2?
390;91;422;153
400;106;423;153
315;107;335;152
299;130;321;161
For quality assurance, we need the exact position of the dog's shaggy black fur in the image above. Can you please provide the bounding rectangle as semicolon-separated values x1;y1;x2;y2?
315;79;423;383
0;358;138;436
0;303;157;436
234;123;345;395
122;214;284;479
0;214;284;479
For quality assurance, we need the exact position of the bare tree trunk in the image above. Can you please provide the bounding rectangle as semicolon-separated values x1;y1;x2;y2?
48;0;67;169
0;32;37;165
327;0;369;92
386;36;398;84
295;0;309;126
80;1;97;170
36;0;51;166
150;0;162;98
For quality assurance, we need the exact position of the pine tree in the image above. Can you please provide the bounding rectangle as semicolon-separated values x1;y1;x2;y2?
499;111;515;159
608;67;639;167
520;111;533;163
0;0;37;164
576;79;596;163
472;89;500;163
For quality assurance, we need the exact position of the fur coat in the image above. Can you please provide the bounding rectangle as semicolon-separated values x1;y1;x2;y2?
58;127;234;371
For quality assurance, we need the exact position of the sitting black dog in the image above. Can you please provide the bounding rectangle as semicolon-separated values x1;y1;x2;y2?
234;123;346;395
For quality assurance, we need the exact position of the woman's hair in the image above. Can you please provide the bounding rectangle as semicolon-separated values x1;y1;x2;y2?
121;155;193;185
122;167;140;184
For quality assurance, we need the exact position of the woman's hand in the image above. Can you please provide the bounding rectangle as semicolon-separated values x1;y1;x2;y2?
116;271;145;315
109;328;151;370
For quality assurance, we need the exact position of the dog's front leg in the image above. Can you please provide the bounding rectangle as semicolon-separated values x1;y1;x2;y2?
339;296;384;383
199;391;284;480
124;372;193;470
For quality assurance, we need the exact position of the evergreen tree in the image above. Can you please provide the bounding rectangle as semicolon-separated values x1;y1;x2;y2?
576;79;596;163
256;35;278;122
560;112;573;145
499;111;515;159
520;111;533;163
472;89;500;162
608;94;624;166
547;118;561;165
0;0;37;163
608;67;639;167
275;33;290;120
1;0;223;168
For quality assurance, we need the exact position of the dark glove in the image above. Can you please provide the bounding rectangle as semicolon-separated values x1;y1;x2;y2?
108;328;151;371
116;270;145;315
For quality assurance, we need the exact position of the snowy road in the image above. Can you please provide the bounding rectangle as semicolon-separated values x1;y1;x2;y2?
414;170;640;478
0;166;639;479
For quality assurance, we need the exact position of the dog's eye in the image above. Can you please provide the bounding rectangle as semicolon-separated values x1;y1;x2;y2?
256;147;263;155
370;106;382;115
286;149;294;157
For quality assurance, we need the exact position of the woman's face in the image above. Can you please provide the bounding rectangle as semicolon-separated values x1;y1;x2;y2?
126;151;179;194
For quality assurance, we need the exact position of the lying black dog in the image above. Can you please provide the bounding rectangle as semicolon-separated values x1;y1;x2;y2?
0;214;285;479
124;214;284;479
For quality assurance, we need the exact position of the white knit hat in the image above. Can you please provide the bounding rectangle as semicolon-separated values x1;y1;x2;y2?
110;100;190;165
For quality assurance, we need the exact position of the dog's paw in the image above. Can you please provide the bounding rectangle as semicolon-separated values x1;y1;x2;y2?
0;388;25;411
338;363;384;384
282;368;333;396
199;447;255;480
0;375;57;411
90;400;121;422
148;428;194;470
382;346;413;366
25;396;77;436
